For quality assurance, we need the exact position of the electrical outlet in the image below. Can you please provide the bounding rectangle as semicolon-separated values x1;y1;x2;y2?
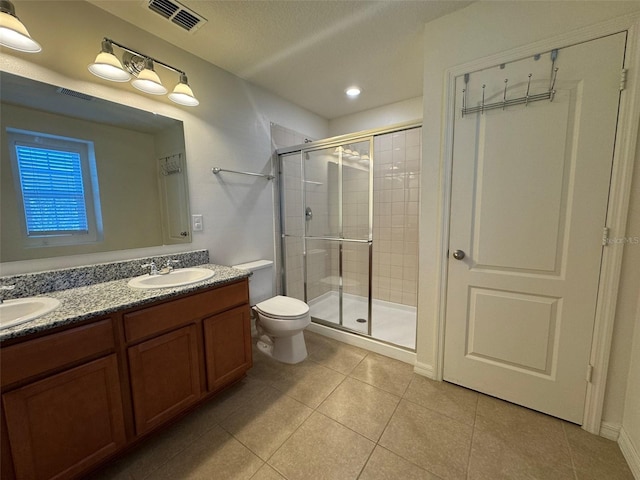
192;214;203;231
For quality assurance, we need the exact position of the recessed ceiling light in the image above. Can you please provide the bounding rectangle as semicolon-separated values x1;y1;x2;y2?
345;87;361;97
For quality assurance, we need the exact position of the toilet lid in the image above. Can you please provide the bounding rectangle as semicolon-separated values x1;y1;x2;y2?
255;295;309;318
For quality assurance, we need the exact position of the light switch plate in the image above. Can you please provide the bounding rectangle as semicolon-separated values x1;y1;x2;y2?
192;214;203;231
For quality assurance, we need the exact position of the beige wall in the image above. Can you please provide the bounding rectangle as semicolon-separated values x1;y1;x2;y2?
620;123;640;470
329;96;423;137
0;0;328;274
621;296;640;474
418;0;640;432
1;103;164;261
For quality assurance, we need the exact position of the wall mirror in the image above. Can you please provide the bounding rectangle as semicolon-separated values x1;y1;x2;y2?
1;71;191;263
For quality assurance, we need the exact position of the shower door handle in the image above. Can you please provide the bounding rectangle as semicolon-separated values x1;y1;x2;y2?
305;207;313;221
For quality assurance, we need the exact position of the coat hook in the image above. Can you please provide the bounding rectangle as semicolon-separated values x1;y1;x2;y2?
550;67;559;102
462;88;466;117
502;79;508;110
525;74;532;106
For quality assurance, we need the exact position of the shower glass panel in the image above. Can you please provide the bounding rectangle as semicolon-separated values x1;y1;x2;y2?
302;140;372;332
279;127;419;350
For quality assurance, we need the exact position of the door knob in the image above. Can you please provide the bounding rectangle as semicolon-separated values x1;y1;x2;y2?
452;250;466;260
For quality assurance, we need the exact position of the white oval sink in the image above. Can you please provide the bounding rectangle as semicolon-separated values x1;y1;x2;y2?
128;268;215;290
0;297;61;330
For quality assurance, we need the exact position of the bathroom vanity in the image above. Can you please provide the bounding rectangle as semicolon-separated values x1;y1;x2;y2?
0;260;252;480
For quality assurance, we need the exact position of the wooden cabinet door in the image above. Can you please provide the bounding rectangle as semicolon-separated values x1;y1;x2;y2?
128;325;201;436
203;305;252;391
2;355;126;480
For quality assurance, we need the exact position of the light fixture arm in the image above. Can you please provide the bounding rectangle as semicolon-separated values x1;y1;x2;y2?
104;38;185;75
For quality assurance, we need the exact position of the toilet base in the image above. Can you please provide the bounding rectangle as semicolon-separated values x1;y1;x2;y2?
256;332;308;364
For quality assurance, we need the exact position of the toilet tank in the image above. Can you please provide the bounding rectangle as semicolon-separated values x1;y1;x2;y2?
231;260;274;305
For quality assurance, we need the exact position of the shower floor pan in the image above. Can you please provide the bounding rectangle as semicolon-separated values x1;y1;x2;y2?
308;291;416;350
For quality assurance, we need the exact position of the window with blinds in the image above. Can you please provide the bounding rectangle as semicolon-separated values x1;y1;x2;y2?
7;129;103;248
15;145;89;236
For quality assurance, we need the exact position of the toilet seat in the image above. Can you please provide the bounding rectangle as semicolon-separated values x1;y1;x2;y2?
255;295;309;320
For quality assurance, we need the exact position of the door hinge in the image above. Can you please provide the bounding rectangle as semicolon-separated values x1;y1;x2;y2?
620;68;628;91
586;364;594;383
602;226;610;246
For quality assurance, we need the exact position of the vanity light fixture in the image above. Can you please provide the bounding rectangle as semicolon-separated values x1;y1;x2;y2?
0;0;41;53
131;58;167;95
168;73;199;106
88;37;199;106
87;39;130;82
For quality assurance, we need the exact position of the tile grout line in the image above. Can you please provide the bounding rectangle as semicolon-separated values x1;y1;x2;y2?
136;409;231;480
562;422;580;480
464;394;481;480
254;352;353;478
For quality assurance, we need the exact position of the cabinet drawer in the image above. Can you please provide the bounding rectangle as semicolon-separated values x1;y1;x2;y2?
1;319;114;387
124;280;248;342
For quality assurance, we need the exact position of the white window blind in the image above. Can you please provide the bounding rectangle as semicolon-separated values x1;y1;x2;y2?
7;128;103;248
15;145;89;236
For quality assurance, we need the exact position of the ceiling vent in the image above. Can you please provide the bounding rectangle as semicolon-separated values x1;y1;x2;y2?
145;0;207;34
56;87;94;101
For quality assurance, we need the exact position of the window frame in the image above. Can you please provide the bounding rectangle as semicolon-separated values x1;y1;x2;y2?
7;128;103;248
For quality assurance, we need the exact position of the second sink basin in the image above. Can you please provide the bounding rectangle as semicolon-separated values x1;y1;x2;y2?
0;297;61;330
128;268;215;290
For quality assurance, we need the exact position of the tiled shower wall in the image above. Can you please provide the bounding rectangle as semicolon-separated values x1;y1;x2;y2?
371;128;421;306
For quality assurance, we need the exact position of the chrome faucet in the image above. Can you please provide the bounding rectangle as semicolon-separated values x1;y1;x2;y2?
141;262;159;275
0;285;16;304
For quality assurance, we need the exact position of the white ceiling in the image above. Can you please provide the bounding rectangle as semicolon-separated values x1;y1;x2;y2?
87;1;472;120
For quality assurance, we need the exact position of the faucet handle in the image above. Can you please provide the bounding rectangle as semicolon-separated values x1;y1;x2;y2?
165;258;180;268
0;285;15;304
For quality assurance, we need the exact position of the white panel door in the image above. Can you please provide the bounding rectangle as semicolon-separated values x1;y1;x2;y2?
443;33;626;423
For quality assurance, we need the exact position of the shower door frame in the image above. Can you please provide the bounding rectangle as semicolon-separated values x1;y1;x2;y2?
277;121;422;347
303;137;374;337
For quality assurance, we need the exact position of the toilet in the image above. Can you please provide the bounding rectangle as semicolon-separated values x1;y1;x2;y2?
232;260;310;364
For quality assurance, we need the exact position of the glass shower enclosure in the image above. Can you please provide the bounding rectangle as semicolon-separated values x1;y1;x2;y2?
279;127;420;350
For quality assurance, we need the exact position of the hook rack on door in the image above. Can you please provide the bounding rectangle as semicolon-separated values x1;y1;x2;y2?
461;49;559;117
160;153;182;176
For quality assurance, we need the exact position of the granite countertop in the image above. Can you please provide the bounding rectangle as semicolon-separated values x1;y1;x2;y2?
0;264;250;342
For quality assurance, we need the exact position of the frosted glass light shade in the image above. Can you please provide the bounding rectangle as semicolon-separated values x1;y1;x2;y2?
168;74;199;106
0;4;41;53
88;51;131;82
131;59;167;95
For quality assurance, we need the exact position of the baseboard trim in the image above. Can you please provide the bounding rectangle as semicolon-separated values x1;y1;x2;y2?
618;427;640;480
414;361;436;379
600;421;621;441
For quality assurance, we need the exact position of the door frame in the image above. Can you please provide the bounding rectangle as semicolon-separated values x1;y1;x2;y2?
435;13;640;434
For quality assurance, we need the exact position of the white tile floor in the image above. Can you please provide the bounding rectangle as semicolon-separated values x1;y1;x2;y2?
308;292;416;349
